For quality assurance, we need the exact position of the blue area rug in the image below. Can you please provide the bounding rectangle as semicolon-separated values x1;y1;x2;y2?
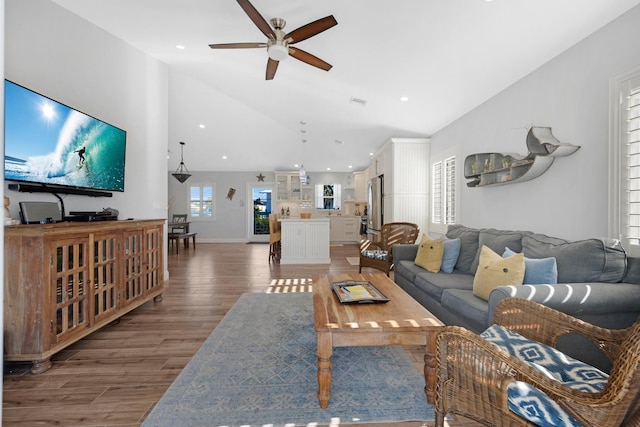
142;292;434;426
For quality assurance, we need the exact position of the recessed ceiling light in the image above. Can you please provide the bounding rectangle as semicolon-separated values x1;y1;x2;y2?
294;164;300;168
400;96;409;102
199;124;205;129
369;152;374;156
348;165;353;169
222;155;227;160
176;45;185;50
326;167;331;171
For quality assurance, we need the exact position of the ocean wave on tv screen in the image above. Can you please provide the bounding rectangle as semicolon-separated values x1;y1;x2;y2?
5;114;125;191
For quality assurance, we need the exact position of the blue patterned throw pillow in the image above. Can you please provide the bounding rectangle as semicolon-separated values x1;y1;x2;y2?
481;325;608;392
507;381;582;427
482;324;608;426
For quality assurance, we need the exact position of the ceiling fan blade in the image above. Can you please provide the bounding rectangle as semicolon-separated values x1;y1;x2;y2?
236;0;275;39
209;42;267;49
286;15;337;44
266;58;279;80
289;47;332;71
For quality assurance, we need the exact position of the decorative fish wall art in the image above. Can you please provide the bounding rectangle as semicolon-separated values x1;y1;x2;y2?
464;127;580;187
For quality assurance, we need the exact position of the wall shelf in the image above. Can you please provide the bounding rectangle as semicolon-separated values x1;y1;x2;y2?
464;127;580;187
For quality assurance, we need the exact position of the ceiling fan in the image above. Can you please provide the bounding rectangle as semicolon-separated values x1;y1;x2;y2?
209;0;337;80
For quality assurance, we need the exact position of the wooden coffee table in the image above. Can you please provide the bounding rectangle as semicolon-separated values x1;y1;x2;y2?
312;272;444;408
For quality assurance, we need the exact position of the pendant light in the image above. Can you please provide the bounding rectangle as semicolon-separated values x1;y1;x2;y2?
299;164;306;184
172;141;192;183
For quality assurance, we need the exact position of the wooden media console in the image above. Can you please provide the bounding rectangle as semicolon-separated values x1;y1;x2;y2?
3;219;165;374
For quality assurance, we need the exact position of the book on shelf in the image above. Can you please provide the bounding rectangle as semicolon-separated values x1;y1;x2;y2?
331;280;390;304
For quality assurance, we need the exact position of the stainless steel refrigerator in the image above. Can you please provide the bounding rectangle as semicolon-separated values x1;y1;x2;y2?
367;175;384;232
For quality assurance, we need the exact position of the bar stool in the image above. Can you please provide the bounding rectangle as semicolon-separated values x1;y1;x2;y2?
268;213;281;263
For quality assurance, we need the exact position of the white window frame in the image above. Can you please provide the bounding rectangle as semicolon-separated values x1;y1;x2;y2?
188;182;216;222
609;66;640;256
430;153;457;235
315;184;342;210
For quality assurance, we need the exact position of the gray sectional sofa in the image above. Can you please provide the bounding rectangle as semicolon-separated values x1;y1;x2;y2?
392;224;640;371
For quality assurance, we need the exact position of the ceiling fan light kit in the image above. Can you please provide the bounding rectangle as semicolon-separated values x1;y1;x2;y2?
209;0;337;80
267;41;288;61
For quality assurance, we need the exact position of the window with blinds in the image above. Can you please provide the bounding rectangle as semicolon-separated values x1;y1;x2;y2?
432;156;456;229
189;184;215;219
626;85;640;245
432;161;443;224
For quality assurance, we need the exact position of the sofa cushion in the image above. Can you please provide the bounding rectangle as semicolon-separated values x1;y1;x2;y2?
446;224;480;275
503;247;558;284
489;282;640;316
473;246;525;300
413;270;474;301
441;237;461;273
470;228;528;273
414;235;443;273
522;234;626;283
441;289;489;331
395;259;424;284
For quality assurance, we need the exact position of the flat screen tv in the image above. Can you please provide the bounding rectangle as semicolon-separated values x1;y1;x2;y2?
4;80;127;192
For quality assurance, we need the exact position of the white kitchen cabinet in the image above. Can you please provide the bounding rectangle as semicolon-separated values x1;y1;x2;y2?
280;218;330;264
275;173;302;201
329;216;360;243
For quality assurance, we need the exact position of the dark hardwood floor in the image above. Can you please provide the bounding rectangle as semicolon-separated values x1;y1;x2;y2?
2;242;480;426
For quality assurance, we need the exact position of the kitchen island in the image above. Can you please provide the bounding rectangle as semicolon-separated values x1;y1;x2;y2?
280;217;331;264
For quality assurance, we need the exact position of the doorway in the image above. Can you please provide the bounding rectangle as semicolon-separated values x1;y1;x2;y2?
247;183;274;242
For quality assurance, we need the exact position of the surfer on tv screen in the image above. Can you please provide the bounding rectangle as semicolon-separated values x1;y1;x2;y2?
75;146;86;166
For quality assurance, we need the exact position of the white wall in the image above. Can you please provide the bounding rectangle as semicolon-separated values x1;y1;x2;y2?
429;4;640;241
4;0;169;222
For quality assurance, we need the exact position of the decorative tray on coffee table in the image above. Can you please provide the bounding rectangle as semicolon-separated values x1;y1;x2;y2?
331;280;390;304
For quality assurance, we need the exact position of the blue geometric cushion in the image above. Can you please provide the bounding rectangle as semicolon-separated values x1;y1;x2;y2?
362;250;388;261
481;325;608;393
507;381;582;427
482;324;608;426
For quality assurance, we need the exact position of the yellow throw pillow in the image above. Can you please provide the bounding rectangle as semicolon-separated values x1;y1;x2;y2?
473;245;525;300
414;235;444;273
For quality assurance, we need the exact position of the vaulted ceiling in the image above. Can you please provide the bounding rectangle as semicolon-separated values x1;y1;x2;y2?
51;0;640;173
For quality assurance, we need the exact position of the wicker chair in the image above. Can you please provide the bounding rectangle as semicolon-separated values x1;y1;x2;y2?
435;297;640;427
359;222;419;275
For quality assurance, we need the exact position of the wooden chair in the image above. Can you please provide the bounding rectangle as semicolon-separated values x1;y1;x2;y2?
268;213;281;263
435;297;640;427
359;222;419;275
171;214;188;233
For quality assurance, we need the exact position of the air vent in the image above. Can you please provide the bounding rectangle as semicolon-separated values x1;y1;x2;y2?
350;97;367;107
